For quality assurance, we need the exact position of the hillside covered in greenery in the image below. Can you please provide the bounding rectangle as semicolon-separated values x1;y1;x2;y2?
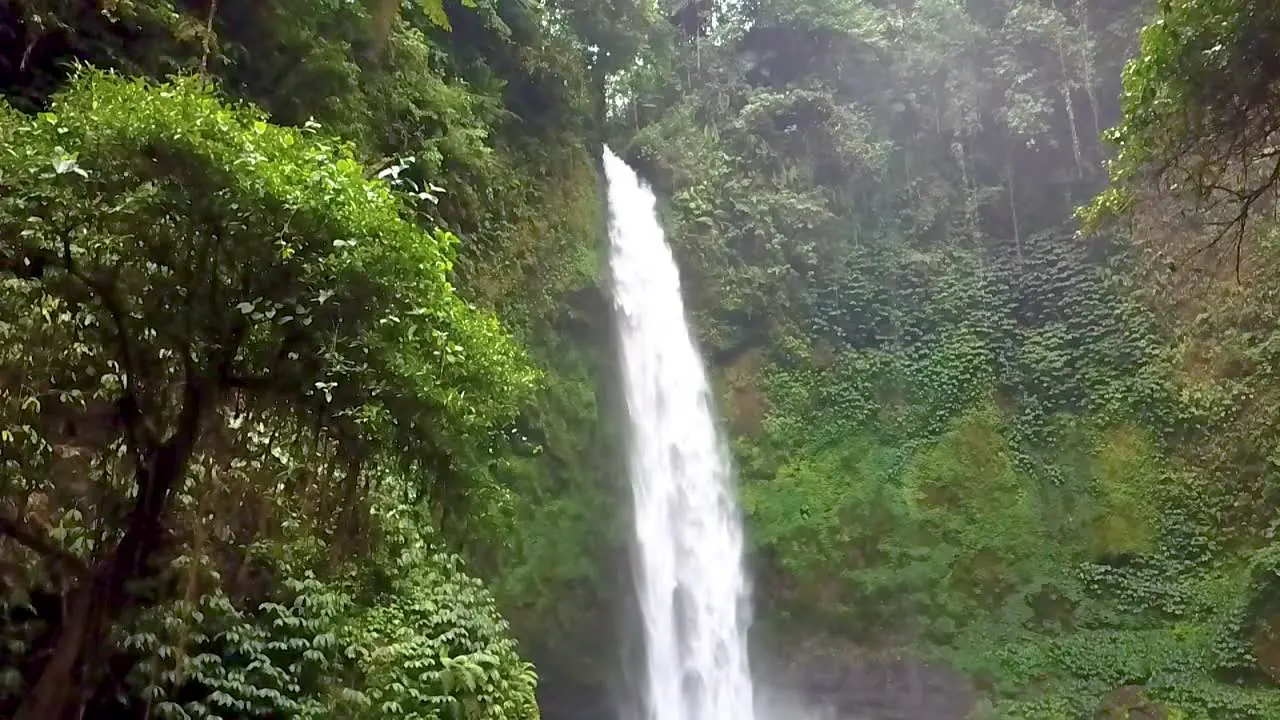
3;0;1280;718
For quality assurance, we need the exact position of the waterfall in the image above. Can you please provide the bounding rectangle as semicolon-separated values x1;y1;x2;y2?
603;146;757;720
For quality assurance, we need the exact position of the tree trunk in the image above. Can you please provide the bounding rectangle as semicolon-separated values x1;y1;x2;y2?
14;381;206;720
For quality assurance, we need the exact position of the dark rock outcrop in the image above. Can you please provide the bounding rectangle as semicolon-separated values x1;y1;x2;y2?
758;637;978;720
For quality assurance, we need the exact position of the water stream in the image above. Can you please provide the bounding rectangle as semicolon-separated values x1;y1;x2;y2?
603;146;757;720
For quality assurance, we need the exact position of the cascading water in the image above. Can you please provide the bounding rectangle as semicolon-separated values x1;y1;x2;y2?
603;146;757;720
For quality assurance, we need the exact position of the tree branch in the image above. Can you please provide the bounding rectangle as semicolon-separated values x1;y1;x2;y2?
4;240;158;462
0;513;87;577
66;265;157;464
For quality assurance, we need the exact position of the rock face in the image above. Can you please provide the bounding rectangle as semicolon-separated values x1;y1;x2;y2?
1252;610;1280;683
537;680;617;720
539;635;978;720
758;637;978;720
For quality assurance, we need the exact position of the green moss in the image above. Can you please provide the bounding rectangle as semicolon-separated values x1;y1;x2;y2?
1088;425;1162;558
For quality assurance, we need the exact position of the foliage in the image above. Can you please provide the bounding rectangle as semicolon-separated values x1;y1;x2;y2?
108;502;539;720
125;576;350;719
13;0;1280;715
1086;0;1280;258
338;505;540;720
2;0;639;710
0;69;540;718
0;66;533;499
613;0;1280;713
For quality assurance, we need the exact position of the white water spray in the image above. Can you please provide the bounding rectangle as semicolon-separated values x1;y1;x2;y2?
603;146;756;720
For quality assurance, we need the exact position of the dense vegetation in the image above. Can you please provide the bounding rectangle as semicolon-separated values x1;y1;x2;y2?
0;0;631;717
3;0;1280;718
606;0;1280;716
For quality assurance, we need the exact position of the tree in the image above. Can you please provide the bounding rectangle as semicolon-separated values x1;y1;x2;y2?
1087;0;1280;267
0;69;534;719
